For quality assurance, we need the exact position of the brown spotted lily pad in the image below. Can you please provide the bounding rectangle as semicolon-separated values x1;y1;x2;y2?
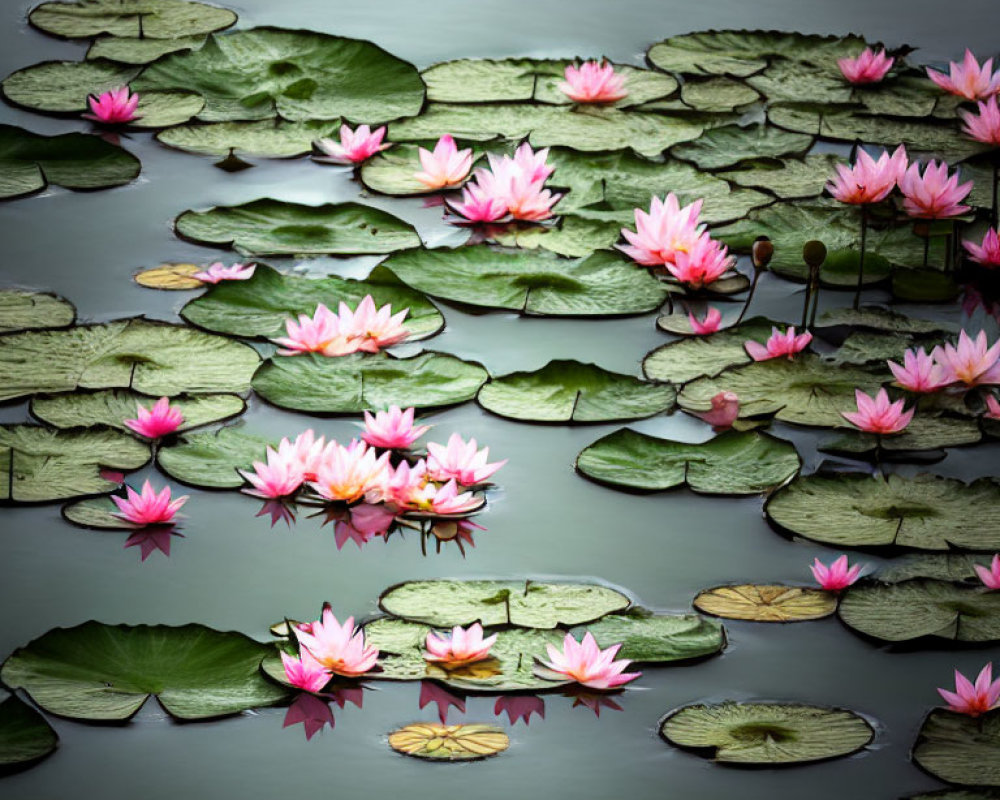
388;723;509;761
693;584;837;622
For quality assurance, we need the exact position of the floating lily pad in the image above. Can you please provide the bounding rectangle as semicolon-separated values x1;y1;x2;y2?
86;34;207;65
670;123;814;170
680;77;760;112
660;701;874;764
252;351;488;414
175;199;421;256
62;495;137;529
157;119;345;158
571;611;725;662
134;263;204;290
388;723;509;761
133;28;425;123
576;428;800;495
358;142;483;196
0;124;141;200
380;247;669;316
29;0;236;39
642;317;775;383
485;217;624;258
477;360;675;423
31;390;245;433
379;580;630;629
0;426;149;503
0;318;260;403
720;154;841;200
0;289;74;333
181;264;442;342
838;580;1000;643
817;307;955;336
157;426;271;489
1;622;288;721
693;584;837;621
877;554;997;585
746;61;854;105
821;414;981;455
0;695;58;767
912;709;1000;787
892;269;960;303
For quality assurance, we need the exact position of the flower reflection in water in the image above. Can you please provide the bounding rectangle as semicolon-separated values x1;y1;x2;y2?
494;695;545;726
124;527;184;561
283;685;367;741
418;681;466;723
563;686;625;718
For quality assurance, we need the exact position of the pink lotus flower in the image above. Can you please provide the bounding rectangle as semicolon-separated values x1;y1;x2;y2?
271;303;355;357
192;262;256;283
887;347;948;393
419;681;466;723
361;405;430;449
111;480;188;526
838;48;894;84
426;433;506;485
308;442;390;504
502;168;562;221
239;446;305;499
960;96;1000;146
617;193;705;267
927;50;1000;101
692;391;739;430
494;695;545;725
898;160;973;219
826;145;908;205
507;142;555;183
744;326;812;361
985;395;1000;420
378;459;429;508
450;176;509;222
283;693;335;740
538;632;641;690
83;86;140;124
278;429;327;482
938;663;1000;716
123;396;183;439
666;234;735;289
558;60;628;103
963;228;1000;267
338;295;410;353
688;306;722;335
414;135;473;189
402;478;485;515
976;554;1000;588
810;555;863;591
424;623;498;667
841;388;914;434
295;607;379;678
314;124;390;164
932;330;1000;386
281;649;333;693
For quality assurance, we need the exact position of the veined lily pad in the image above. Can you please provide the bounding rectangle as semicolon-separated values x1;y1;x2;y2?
156;119;345;158
252;352;488;414
174;199;421;256
680;77;760;112
0;426;149;503
694;584;837;621
157;426;272;489
1;622;288;721
0;318;260;403
477;360;675;423
838;580;1000;643
912;709;1000;787
380;247;669;316
0;289;74;333
485;216;623;258
821;414;982;455
29;0;236;39
892;269;961;303
31;390;245;433
359;142;484;196
0;695;58;767
660;701;874;764
576;428;800;495
642;317;775;384
571;611;725;662
0;124;140;200
379;580;630;629
388;723;509;761
670;123;814;170
746;61;854;105
133;28;425;123
180;264;442;342
62;495;137;529
86;35;207;65
720;154;842;200
877;554;998;585
818;307;955;336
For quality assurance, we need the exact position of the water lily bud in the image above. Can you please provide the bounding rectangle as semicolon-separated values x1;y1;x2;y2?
752;237;773;269
803;240;827;269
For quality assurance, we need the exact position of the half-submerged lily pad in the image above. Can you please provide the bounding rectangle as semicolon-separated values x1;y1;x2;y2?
838;580;1000;643
1;622;288;721
670;123;814;170
817;307;956;336
571;611;725;662
0;695;58;767
660;701;874;764
156;119;344;158
820;414;982;456
693;584;837;622
877;554;998;585
0;289;74;333
86;35;207;65
31;390;245;433
252;352;488;414
576;429;800;495
643;317;775;384
29;0;236;39
157;426;271;489
477;360;675;423
62;495;137;529
720;154;842;200
912;709;1000;787
174;199;421;256
388;723;509;761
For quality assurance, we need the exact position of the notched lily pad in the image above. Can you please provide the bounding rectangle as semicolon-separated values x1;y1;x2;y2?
388;723;509;761
912;709;1000;787
643;317;774;384
670;123;814;170
157;426;272;489
573;612;725;662
0;695;58;767
694;584;837;621
821;414;981;455
31;390;245;433
157;119;345;158
29;0;236;39
720;154;841;200
62;495;138;529
877;554;998;585
86;35;207;65
0;289;74;333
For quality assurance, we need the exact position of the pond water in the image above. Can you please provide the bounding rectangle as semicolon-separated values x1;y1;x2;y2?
2;0;1000;797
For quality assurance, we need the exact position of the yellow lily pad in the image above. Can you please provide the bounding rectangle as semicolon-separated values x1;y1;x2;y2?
388;723;509;761
134;263;204;290
693;584;836;622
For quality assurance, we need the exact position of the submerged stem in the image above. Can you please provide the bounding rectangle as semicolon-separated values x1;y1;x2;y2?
853;206;868;310
736;267;761;324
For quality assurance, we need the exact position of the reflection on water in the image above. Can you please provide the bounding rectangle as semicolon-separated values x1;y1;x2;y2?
123;528;184;561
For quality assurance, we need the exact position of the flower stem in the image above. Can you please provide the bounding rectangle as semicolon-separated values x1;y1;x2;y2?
736;267;761;324
853;206;868;311
992;159;999;229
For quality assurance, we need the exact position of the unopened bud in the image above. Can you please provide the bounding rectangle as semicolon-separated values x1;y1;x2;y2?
803;240;827;269
752;237;773;269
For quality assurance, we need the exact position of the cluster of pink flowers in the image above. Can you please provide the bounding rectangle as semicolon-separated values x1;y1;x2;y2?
449;143;562;223
313;124;390;165
271;295;409;357
926;50;1000;101
889;331;1000;392
281;606;380;691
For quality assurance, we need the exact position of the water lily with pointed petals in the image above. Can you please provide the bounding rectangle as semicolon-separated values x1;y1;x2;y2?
83;86;140;124
281;649;332;693
887;347;949;393
507;142;555;184
112;480;188;526
278;429;327;482
898;160;973;219
744;326;812;361
938;663;1000;715
403;478;485;515
494;695;545;725
810;555;863;591
688;306;722;335
927;50;1000;100
449;172;509;222
239;446;305;499
313;124;390;164
124;396;183;439
666;233;735;289
426;433;506;485
414;134;473;189
559;60;628;103
692;391;739;430
424;623;498;667
271;303;356;357
976;554;1000;588
960;96;1000;146
826;145;908;205
985;395;1000;420
362;405;430;449
932;330;1000;386
378;458;428;507
539;632;640;690
338;295;409;352
295;607;379;678
502;169;562;221
308;442;390;504
838;48;894;84
617;193;705;267
963;228;1000;267
193;262;256;283
841;388;914;434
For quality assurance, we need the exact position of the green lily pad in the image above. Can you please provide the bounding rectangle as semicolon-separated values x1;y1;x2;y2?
62;495;138;529
680;77;760;112
379;579;631;629
818;307;956;335
642;317;779;384
477;360;675;422
252;351;489;414
86;35;207;65
571;611;725;663
877;554;998;585
180;264;443;342
576;428;800;495
838;580;1000;643
359;141;485;196
157;426;272;489
29;0;236;39
0;426;149;503
826;330;918;366
31;390;245;433
0;124;140;200
1;622;288;721
670;123;814;170
0;289;74;333
720;154;841;200
820;413;981;454
746;61;854;105
892;269;961;303
767;474;1000;550
660;701;874;764
904;792;1000;800
485;217;624;258
0;695;58;767
174;199;421;256
913;709;1000;787
0;318;260;403
157;119;345;158
133;28;425;123
379;247;669;316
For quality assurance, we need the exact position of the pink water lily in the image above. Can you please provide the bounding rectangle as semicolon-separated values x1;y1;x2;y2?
976;554;1000;588
507;142;556;183
239;446;305;499
744;326;812;361
887;347;948;393
502;168;563;221
938;663;1000;716
281;649;333;693
688;306;722;335
838;47;894;84
308;442;390;504
450;179;508;222
111;480;188;526
692;391;739;430
313;124;390;164
841;388;914;434
898;160;973;219
295;607;379;678
617;193;705;267
83;86;140;124
424;623;498;667
449;144;558;223
401;478;485;515
558;60;628;103
666;233;735;289
426;433;506;485
539;632;640;690
193;262;256;283
337;295;410;353
985;395;1000;420
271;303;355;357
494;695;545;725
278;429;327;482
960;96;1000;146
414;134;473;189
810;555;863;591
932;330;1000;386
826;145;908;205
927;49;1000;101
378;459;429;508
123;396;183;439
963;228;1000;267
361;405;430;449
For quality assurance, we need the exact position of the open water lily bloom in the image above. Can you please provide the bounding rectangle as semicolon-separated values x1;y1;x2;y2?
414;134;474;189
963;228;1000;267
83;86;141;124
932;329;1000;386
927;49;1000;100
898;159;973;219
538;632;640;690
313;124;390;164
666;234;735;289
617;193;705;267
810;555;863;591
111;481;188;526
361;405;430;449
825;145;907;205
558;60;628;103
837;47;894;84
193;262;256;283
123;396;183;439
308;442;390;504
239;446;305;499
426;433;506;485
424;623;498;667
887;347;948;393
960;96;1000;146
841;388;914;434
938;663;1000;715
337;295;410;352
271;303;355;357
401;478;485;516
976;554;1000;589
744;326;812;361
281;649;333;693
295;607;379;678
